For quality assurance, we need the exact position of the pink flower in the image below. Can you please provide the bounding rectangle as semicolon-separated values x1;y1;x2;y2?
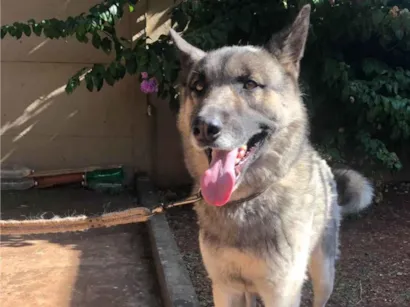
140;78;158;94
140;71;158;94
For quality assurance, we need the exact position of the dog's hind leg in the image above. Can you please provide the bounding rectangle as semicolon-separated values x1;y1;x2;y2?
213;284;255;307
308;237;337;307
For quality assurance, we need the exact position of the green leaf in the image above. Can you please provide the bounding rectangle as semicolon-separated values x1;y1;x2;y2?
210;29;226;43
122;48;133;60
393;82;399;95
75;23;87;41
92;64;106;75
117;63;126;79
371;10;384;27
114;43;124;60
92;33;101;49
43;25;56;39
109;4;118;16
128;5;135;13
93;74;104;91
85;72;94;92
394;161;402;170
104;69;115;86
125;54;137;74
1;26;7;38
100;11;113;24
101;37;112;54
15;28;23;39
382;97;391;112
32;24;43;36
327;148;342;161
362;58;388;76
48;18;62;38
76;31;85;42
172;9;189;31
65;76;80;94
163;61;173;82
22;24;31;36
237;9;252;33
12;23;23;39
395;29;404;40
391;99;402;110
147;49;160;73
7;26;16;37
109;62;118;79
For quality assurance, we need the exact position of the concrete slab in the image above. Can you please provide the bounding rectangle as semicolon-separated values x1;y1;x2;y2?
1;189;162;307
135;175;200;307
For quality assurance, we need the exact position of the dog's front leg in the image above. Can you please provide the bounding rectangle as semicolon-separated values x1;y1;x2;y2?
257;252;308;307
212;284;256;307
257;278;304;307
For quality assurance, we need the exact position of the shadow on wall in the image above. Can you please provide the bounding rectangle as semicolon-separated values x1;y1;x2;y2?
149;96;192;188
1;0;192;187
0;61;149;174
1;0;151;176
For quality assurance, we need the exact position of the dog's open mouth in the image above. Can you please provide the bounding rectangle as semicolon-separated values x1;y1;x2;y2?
201;130;268;207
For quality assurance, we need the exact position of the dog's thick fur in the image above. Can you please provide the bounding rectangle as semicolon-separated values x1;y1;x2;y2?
170;5;374;307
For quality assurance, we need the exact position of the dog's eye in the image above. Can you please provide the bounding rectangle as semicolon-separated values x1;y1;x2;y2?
244;80;258;90
192;80;205;93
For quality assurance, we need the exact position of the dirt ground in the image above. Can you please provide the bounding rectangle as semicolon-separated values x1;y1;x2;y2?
166;182;410;307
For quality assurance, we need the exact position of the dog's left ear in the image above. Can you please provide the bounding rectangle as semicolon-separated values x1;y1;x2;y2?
170;29;206;81
267;4;311;78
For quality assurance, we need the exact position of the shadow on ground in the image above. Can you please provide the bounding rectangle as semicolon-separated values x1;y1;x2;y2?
1;188;162;307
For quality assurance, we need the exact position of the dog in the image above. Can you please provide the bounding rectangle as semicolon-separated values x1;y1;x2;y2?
170;4;374;307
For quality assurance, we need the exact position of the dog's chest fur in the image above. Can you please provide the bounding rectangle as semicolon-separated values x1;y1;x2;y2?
194;153;338;290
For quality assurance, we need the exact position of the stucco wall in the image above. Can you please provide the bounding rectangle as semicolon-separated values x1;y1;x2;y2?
1;0;191;186
145;0;191;186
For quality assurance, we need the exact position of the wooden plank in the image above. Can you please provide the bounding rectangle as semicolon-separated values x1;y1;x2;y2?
28;165;123;178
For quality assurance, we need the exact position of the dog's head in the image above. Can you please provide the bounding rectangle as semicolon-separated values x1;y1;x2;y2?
171;5;311;206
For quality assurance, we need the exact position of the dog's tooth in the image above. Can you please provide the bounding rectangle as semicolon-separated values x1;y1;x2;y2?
235;158;240;164
240;145;247;150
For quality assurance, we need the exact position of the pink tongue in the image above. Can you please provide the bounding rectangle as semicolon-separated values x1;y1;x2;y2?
200;148;238;206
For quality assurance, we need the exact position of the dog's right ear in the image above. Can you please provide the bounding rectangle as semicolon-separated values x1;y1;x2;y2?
169;29;206;77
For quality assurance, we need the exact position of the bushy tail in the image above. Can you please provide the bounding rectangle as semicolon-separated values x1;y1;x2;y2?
332;168;374;216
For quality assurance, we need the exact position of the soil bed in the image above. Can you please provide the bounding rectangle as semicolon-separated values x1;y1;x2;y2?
166;183;410;307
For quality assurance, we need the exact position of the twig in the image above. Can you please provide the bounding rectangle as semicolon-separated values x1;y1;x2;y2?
356;280;363;305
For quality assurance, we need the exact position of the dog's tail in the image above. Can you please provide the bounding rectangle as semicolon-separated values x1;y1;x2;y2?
332;168;374;216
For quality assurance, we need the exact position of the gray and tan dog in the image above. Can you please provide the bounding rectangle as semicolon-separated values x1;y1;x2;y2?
170;4;374;307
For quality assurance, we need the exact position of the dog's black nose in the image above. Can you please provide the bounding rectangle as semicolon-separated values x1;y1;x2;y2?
193;117;222;142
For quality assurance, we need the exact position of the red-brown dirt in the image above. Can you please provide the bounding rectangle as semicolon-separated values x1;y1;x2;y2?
166;182;410;307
